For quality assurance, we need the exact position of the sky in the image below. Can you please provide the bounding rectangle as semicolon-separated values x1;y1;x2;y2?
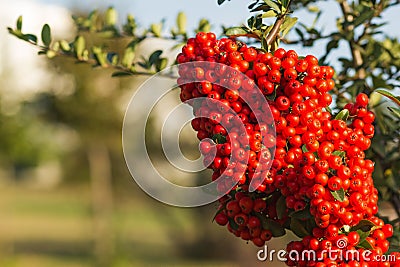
32;0;400;37
30;0;400;61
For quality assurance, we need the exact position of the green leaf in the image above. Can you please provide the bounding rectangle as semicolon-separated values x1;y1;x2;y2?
281;0;289;8
356;229;374;249
212;134;226;144
256;213;286;237
41;24;51;46
16;16;23;31
289;207;312;219
122;46;135;69
266;218;286;237
261;10;277;18
212;204;227;222
335;109;349;121
350;219;377;232
155;58;168;72
265;86;276;100
369;91;382;107
23;34;37;44
301;144;308;153
150;23;162;37
307;5;320;13
326;40;339;52
196;19;210;33
46;50;56;58
177;12;186;34
228;218;239;230
109;54;118;65
111;71;132;77
105;7;117;26
295;28;304;40
331;188;346;202
148;50;163;66
225;27;248;36
325;106;333;114
281;17;298;38
358;239;374;249
357;229;370;242
73;35;86;60
60;40;71;51
217;0;226;5
290;218;310;238
353;9;374;28
248;16;255;28
82;49;89;61
332;151;345;157
263;0;280;12
375;89;400;106
276;195;286;219
388;107;400;118
51;41;60;52
92;46;107;67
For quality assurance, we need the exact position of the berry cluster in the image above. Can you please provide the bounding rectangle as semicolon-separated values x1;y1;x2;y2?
176;32;398;266
286;216;396;267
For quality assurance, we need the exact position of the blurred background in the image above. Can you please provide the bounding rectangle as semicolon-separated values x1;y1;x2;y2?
0;1;399;267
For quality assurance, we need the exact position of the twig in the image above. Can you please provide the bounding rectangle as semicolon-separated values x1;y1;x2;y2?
265;0;293;48
338;0;366;80
265;15;286;47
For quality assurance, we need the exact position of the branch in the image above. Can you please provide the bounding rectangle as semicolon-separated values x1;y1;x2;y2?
339;0;366;80
9;33;177;79
265;15;286;47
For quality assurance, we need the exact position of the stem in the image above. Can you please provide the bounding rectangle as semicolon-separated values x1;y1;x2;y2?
265;15;286;47
339;0;366;80
37;45;177;79
264;0;293;49
88;143;114;267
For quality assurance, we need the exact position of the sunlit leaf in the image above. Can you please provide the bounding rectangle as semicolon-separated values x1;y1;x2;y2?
331;188;346;202
281;17;298;38
177;12;187;34
335;109;349;121
375;89;400;106
263;0;280;12
105;7;117;26
261;10;277;18
388;107;400;118
16;15;22;31
73;35;86;60
225;27;248;36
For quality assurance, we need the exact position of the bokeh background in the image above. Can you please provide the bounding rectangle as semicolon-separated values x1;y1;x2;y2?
0;1;399;267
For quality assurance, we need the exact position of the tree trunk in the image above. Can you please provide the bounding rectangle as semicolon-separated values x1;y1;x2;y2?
87;143;114;267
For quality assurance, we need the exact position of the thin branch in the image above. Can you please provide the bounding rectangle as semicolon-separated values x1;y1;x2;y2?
265;15;286;47
9;35;177;79
265;0;293;48
338;0;366;80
